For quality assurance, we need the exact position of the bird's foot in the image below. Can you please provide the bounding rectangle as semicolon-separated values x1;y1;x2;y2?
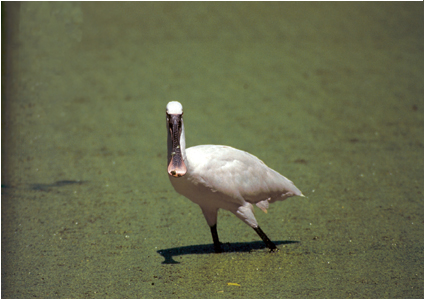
253;226;278;252
268;246;279;253
213;243;222;253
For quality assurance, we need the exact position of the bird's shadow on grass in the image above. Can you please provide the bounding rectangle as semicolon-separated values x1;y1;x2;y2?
157;240;299;264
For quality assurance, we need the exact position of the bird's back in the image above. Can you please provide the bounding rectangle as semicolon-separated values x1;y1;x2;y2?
184;145;302;205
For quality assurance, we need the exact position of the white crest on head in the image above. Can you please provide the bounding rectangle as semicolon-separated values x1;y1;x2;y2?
166;101;183;114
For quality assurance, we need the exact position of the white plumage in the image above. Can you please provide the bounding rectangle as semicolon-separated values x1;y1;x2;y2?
166;101;303;252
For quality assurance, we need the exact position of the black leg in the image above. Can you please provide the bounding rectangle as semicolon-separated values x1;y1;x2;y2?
210;224;222;253
253;226;278;251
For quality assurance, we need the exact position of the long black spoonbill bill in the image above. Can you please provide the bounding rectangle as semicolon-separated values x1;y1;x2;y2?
166;101;304;252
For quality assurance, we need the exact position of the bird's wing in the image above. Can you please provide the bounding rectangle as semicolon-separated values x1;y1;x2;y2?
186;145;301;205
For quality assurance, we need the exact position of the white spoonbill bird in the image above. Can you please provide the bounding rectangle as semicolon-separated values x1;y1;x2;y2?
166;101;303;252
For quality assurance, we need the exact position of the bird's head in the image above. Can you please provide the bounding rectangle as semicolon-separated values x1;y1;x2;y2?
166;101;187;177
